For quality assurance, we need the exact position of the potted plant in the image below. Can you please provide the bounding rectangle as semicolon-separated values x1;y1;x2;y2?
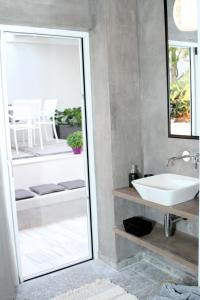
67;131;83;154
54;107;82;139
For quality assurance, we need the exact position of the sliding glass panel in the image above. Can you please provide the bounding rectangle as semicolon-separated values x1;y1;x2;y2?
3;32;93;280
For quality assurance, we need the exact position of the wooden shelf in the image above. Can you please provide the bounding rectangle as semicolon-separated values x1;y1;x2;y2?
113;187;198;221
115;225;198;274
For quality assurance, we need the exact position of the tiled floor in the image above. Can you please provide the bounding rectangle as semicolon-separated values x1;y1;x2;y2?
16;258;197;300
12;139;72;159
19;216;90;279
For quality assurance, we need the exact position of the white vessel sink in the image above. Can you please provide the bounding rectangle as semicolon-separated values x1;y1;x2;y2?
132;174;199;206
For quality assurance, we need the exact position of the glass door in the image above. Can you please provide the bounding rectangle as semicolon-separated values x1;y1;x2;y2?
2;31;93;280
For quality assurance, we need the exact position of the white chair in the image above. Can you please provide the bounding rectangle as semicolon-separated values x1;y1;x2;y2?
36;99;59;143
9;99;43;154
29;99;44;150
9;100;33;154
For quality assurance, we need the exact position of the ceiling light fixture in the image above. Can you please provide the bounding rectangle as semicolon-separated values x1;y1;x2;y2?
173;0;197;32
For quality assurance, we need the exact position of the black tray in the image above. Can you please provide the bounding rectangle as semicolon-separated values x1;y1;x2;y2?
123;216;154;237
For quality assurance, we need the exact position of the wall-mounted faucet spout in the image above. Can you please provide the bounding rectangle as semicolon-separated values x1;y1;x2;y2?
166;151;200;169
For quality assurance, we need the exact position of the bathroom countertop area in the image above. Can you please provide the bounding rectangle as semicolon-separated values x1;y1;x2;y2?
113;187;198;274
113;187;198;221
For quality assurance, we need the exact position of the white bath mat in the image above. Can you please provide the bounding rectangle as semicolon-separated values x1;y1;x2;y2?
52;279;138;300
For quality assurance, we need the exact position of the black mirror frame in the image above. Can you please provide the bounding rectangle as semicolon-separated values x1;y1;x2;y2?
163;0;199;140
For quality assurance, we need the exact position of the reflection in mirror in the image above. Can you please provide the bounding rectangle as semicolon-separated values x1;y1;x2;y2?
169;42;197;136
165;0;199;138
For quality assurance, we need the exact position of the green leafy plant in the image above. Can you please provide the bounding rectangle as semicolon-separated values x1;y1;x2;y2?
67;131;83;149
169;46;191;122
170;81;190;120
54;107;82;127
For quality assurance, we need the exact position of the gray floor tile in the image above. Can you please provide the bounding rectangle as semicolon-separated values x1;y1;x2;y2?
179;275;198;286
124;259;177;284
16;260;117;300
112;271;153;295
136;282;161;300
16;259;193;300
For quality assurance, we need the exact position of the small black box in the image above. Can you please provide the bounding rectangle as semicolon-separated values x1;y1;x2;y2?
123;216;154;237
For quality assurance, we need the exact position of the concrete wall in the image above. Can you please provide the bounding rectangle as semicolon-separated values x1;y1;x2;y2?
108;0;143;187
90;0;117;264
90;0;144;265
138;0;198;237
138;0;198;178
107;0;144;262
93;0;199;264
90;0;198;268
92;0;199;268
88;0;199;266
0;0;92;31
0;2;199;298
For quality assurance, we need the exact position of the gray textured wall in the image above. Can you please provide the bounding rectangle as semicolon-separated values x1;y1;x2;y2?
138;0;198;178
90;0;117;264
138;0;198;237
108;0;143;188
90;0;143;265
0;3;198;295
0;0;92;30
107;0;144;262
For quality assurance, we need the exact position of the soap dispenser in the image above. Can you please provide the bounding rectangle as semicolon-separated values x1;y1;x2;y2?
129;164;138;187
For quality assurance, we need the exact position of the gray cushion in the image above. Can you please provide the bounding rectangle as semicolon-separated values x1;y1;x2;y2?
58;179;85;190
15;189;34;200
30;184;65;195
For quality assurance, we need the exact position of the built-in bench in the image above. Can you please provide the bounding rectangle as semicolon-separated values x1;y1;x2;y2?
15;180;87;229
16;187;87;211
15;179;86;210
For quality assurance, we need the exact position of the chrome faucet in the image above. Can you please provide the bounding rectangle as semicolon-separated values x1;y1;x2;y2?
166;151;200;169
164;214;187;238
192;153;200;169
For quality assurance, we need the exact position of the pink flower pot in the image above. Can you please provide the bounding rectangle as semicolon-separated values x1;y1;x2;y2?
72;147;82;154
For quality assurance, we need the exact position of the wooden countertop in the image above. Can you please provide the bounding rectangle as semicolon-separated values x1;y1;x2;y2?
113;187;198;221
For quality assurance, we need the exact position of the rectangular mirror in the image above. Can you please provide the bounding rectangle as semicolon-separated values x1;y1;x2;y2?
164;0;199;139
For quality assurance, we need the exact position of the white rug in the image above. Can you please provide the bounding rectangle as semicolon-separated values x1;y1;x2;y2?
52;279;138;300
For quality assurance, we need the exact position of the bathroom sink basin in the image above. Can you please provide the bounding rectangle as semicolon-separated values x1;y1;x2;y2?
132;174;199;206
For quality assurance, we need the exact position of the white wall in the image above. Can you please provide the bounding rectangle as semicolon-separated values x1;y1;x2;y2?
6;38;82;110
13;154;85;189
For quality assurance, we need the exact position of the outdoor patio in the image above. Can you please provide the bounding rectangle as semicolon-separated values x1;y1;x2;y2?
19;212;90;279
11;139;72;160
13;145;90;279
